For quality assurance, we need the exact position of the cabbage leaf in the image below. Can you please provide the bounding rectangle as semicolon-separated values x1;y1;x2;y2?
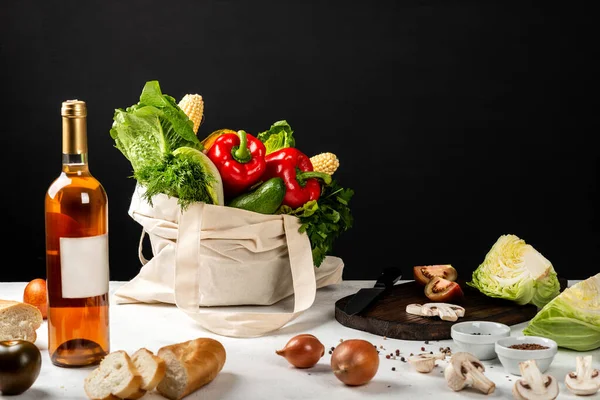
523;273;600;351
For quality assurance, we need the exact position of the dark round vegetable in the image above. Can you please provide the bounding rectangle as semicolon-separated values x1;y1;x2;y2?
0;340;42;395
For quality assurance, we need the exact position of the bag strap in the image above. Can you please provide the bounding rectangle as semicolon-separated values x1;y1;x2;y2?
173;203;317;338
138;229;149;266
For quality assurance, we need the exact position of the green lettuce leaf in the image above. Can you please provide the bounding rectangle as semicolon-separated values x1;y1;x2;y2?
523;273;600;351
256;120;295;154
110;80;203;172
110;81;222;207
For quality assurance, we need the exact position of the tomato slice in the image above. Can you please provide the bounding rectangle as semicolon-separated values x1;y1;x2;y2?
413;264;458;286
424;277;464;303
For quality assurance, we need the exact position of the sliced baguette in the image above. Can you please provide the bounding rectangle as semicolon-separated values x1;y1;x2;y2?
131;348;166;391
0;299;43;343
84;350;145;400
157;338;226;400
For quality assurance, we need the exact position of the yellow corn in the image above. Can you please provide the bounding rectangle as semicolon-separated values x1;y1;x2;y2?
310;152;339;175
178;94;204;134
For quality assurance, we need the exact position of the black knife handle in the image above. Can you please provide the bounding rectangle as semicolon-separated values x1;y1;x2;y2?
374;266;402;290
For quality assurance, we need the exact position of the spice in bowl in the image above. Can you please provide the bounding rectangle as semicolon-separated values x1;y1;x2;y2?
508;343;549;350
495;336;558;375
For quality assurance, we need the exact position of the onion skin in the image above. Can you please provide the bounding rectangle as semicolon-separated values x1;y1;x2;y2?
331;339;379;386
276;334;325;368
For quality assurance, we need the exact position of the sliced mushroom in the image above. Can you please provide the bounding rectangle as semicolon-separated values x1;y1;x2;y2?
408;352;445;373
406;303;465;321
444;352;495;394
512;359;558;400
565;355;600;396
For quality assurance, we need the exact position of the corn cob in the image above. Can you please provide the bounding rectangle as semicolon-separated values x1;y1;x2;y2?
178;94;204;134
310;152;339;175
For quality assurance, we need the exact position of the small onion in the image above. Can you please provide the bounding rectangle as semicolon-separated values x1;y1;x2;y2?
276;334;325;368
331;339;379;386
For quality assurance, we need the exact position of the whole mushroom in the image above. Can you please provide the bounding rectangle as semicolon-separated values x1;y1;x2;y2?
444;352;495;394
565;355;600;396
512;359;558;400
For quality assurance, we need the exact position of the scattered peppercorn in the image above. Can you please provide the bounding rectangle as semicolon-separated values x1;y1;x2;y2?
328;351;332;354
400;357;406;362
424;340;429;344
395;349;400;356
386;355;391;359
392;367;396;371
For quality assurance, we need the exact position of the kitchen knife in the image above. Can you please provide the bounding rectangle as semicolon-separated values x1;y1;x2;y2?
343;266;403;316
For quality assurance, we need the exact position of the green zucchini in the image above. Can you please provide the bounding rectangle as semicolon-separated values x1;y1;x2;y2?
227;177;286;214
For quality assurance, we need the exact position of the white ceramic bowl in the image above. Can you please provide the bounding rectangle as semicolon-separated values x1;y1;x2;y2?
450;321;511;360
495;336;558;375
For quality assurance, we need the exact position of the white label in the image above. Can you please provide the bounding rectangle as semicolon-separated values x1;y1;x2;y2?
60;234;109;298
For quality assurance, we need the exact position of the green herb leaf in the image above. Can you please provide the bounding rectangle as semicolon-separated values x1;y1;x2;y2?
279;180;354;267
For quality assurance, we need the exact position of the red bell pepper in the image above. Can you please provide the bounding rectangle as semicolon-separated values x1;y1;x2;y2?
263;148;332;209
207;130;266;197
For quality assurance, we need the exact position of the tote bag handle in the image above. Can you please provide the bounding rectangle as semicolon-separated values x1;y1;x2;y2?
173;202;317;338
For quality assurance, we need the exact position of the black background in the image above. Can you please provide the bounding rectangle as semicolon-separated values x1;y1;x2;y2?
1;1;597;282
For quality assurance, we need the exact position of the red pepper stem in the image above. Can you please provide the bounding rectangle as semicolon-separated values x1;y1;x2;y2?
295;171;332;186
232;130;252;163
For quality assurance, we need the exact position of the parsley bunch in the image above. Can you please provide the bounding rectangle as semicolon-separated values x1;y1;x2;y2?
279;180;354;267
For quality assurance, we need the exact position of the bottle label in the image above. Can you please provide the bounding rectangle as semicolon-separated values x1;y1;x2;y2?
60;234;109;298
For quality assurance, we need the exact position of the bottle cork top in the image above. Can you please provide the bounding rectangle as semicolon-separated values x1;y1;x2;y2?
61;100;87;117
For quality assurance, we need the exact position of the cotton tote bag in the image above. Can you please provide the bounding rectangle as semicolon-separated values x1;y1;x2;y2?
114;185;344;337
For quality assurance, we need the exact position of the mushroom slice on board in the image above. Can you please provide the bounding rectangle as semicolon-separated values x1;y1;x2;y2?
565;355;600;396
513;359;559;400
408;352;446;373
405;303;465;321
444;352;495;394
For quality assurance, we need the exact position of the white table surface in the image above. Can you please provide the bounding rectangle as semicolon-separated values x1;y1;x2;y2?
1;280;598;400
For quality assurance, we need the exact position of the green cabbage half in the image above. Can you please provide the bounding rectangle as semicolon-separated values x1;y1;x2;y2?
467;234;560;308
523;273;600;351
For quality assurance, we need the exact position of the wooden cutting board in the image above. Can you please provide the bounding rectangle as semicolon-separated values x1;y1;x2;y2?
334;279;568;341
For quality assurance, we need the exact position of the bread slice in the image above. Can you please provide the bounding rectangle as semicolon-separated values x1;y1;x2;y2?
156;338;226;400
0;299;43;343
131;348;166;391
84;350;145;400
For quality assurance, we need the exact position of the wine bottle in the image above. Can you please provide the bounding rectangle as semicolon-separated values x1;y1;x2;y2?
45;100;110;367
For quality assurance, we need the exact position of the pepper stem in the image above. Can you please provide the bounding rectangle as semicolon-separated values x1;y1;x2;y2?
232;130;252;163
296;171;332;186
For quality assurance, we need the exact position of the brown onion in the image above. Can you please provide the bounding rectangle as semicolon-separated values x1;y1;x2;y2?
331;339;379;386
276;334;325;368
